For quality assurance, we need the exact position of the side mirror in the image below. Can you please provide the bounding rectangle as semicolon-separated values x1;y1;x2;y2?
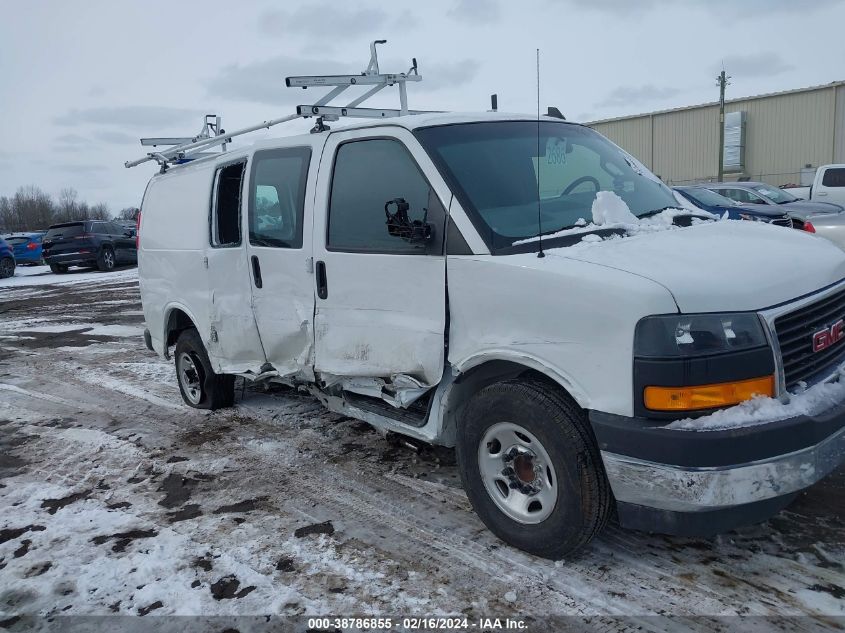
384;198;433;244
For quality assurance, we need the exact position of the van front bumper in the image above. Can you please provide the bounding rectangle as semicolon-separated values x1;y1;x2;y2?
589;394;845;536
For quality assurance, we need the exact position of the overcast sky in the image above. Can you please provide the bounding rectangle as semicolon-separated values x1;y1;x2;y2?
1;0;844;211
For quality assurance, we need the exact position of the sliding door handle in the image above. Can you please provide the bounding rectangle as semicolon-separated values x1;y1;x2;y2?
315;260;328;299
251;255;263;289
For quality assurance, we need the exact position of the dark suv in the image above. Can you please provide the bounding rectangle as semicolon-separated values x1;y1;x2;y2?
42;220;137;273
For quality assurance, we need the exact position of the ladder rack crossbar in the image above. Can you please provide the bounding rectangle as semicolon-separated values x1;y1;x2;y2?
296;105;435;119
125;40;433;171
285;73;422;88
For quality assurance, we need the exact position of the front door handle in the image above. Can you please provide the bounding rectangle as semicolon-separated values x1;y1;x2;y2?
251;255;263;289
315;260;328;299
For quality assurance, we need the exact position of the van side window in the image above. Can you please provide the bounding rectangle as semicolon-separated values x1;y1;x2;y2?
211;162;245;247
328;139;444;254
822;168;845;188
248;148;311;248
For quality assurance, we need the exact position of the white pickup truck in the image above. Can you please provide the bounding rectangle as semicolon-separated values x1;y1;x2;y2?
137;112;845;559
786;164;845;204
806;164;845;206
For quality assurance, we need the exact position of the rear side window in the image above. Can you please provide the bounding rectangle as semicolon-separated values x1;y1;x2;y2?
248;148;311;248
45;224;84;240
822;168;845;188
328;139;444;254
211;161;246;247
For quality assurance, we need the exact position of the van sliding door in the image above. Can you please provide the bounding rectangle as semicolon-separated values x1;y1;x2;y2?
244;146;317;380
205;159;267;373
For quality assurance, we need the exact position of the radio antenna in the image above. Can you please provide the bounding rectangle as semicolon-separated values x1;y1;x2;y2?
536;48;545;258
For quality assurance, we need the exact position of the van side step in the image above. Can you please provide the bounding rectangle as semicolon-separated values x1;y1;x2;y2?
343;391;432;428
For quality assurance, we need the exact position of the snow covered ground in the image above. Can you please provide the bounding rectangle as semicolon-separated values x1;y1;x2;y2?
0;267;843;629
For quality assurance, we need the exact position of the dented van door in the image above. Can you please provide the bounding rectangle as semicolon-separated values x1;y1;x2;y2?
311;127;448;389
205;158;267;373
244;145;318;380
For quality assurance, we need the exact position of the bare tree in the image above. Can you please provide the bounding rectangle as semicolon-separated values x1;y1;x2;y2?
90;203;112;220
1;186;55;232
55;187;80;223
117;207;140;221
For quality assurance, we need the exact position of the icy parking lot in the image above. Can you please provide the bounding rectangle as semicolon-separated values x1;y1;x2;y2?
0;266;843;627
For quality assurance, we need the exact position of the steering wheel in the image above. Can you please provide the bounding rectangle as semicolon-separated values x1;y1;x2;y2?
561;176;601;196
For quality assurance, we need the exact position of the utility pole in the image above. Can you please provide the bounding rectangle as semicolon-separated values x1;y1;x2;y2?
716;69;730;182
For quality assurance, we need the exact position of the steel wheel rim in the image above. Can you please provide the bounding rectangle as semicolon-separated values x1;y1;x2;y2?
478;421;558;524
177;352;203;405
104;250;114;268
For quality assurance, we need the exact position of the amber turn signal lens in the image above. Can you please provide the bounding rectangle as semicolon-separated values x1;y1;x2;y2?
644;375;775;412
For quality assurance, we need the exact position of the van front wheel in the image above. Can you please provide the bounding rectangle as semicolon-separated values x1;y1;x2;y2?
174;329;235;410
456;379;611;560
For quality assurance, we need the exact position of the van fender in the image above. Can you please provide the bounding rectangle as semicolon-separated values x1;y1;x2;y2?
422;350;592;447
450;349;591;408
160;301;204;360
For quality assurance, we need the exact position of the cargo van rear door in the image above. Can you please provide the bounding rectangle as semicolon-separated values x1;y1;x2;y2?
244;146;317;379
206;158;267;373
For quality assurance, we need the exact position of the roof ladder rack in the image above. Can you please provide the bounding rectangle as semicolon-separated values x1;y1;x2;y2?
125;40;436;171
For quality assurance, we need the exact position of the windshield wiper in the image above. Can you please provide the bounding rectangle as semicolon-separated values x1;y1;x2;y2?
637;205;679;218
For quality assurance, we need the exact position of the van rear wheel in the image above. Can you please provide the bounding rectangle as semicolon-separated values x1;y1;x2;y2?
174;329;235;410
49;264;68;274
456;379;612;560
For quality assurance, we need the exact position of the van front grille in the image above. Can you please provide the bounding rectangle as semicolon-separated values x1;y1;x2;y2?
775;286;845;388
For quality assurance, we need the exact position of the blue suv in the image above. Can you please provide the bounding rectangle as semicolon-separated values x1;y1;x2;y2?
0;237;15;279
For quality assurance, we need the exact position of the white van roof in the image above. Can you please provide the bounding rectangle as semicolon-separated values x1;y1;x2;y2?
212;111;578;159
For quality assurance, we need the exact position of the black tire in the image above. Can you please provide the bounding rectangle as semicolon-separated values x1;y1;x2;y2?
97;246;116;272
456;379;612;560
0;257;14;279
174;328;235;410
49;263;68;274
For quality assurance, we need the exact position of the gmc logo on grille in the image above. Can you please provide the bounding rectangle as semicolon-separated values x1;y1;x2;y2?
813;319;845;353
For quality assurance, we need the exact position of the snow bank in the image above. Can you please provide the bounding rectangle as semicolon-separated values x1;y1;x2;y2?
0;267;137;290
668;368;845;431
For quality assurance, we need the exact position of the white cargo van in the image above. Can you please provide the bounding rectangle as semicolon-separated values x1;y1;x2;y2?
134;111;845;558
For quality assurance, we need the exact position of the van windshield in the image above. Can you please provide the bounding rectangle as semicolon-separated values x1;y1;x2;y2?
415;121;678;251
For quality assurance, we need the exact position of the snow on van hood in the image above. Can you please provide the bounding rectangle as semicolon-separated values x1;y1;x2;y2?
553;220;845;312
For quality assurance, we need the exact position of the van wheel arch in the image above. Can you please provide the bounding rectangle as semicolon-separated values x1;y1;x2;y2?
164;308;198;358
440;360;588;446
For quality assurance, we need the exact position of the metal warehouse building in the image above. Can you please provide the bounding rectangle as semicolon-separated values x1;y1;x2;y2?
588;80;845;188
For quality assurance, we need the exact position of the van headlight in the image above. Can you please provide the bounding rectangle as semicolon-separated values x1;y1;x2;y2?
634;313;767;357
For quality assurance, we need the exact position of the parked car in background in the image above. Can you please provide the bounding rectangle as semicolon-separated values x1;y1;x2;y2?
2;232;44;265
42;220;137;273
117;220;137;237
673;186;795;226
706;181;844;217
705;181;845;249
0;237;15;278
806;164;845;207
